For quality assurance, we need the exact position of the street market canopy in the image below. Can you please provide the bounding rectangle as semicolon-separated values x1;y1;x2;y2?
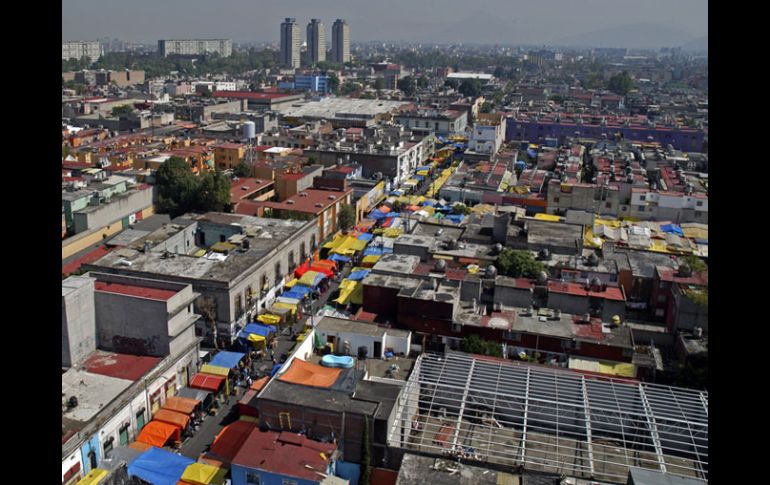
256;314;281;325
207;420;258;465
180;463;228;485
334;280;363;305
282;286;310;300
250;376;269;392
153;408;191;430
190;373;225;393
278;358;342;388
299;270;326;288
329;254;351;263
162;396;199;415
77;468;108;485
128;447;194;485
136;421;181;447
176;387;212;403
209;351;245;370
241;322;276;339
347;269;371;281
357;232;374;241
200;364;231;378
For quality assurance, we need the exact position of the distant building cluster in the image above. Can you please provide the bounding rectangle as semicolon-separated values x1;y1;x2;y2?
280;17;350;67
158;38;233;57
62;40;102;61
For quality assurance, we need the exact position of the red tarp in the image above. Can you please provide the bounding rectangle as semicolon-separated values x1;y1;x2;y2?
294;260;311;278
136;420;182;447
308;265;334;277
249;376;269;392
190;373;225;393
207;420;258;465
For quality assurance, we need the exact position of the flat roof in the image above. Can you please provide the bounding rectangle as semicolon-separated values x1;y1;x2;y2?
260;188;350;214
280;97;412;120
232;429;337;481
389;352;708;484
94;280;178;301
316;317;387;338
62;367;134;426
81;350;162;381
396;453;513;485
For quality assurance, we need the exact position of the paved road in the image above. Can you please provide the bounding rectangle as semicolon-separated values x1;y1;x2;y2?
179;391;241;459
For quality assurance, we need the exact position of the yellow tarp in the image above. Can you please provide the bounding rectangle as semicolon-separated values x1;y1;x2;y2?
200;364;230;377
285;278;299;288
299;271;322;286
77;468;108;485
211;242;237;253
272;301;297;315
193;249;207;257
331;236;367;256
257;314;281;325
247;333;266;350
362;255;381;264
383;228;403;238
181;463;227;485
471;204;496;215
335;280;363;305
534;213;562;222
598;362;636;377
239;415;259;423
595;218;622;228
681;226;708;240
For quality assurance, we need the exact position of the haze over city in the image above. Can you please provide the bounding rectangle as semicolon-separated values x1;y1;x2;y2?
63;0;707;48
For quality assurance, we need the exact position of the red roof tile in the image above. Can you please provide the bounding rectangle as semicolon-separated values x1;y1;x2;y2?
94;281;178;301
547;281;625;301
232;430;337;481
62;246;114;276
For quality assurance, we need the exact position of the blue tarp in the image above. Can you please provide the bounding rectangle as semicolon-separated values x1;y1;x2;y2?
422;200;436;207
660;224;685;237
283;286;311;300
515;160;527;168
210;351;246;370
347;270;371;281
363;247;384;256
241;323;276;339
418;165;432;171
385;212;400;218
270;363;283;377
128;447;194;485
329;254;352;263
414;175;425;181
527;148;538;158
446;214;465;224
336;461;361;485
357;233;374;241
368;210;388;220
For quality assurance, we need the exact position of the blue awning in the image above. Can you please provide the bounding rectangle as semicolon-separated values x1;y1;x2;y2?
357;233;374;241
446;214;465;224
270;363;283;377
329;254;352;263
209;351;246;369
283;286;311;300
368;210;388;220
128;447;194;485
363;247;384;256
348;269;371;281
240;323;276;340
660;224;684;236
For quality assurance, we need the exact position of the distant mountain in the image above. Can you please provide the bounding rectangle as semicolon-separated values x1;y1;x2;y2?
552;23;698;49
396;10;518;45
681;36;708;52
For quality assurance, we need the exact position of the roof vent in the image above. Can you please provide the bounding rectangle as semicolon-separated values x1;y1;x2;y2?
314;203;324;208
434;259;447;272
538;248;550;260
678;263;693;277
67;396;78;409
299;192;308;197
485;265;497;278
328;195;336;200
536;271;548;285
286;200;295;205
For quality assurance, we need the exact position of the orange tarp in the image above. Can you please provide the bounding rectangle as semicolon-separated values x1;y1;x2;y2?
208;420;257;464
250;376;269;392
129;441;152;452
136;420;181;447
153;408;191;430
190;373;225;393
162;396;199;415
278;358;342;388
377;205;391;213
313;259;337;272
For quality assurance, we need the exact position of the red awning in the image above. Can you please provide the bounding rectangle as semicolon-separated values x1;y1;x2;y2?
136;420;181;447
294;259;311;278
190;373;225;393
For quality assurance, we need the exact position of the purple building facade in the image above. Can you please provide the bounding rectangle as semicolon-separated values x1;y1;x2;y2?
506;117;705;152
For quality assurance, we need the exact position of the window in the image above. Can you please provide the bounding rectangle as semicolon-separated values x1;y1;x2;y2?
103;437;114;455
637;206;645;211
696;201;703;207
246;472;261;485
136;409;146;431
119;425;130;446
657;294;667;303
639;195;646;201
605;202;612;208
88;451;97;470
553;197;559;203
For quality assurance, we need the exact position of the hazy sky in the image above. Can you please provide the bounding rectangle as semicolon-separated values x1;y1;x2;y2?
63;0;707;46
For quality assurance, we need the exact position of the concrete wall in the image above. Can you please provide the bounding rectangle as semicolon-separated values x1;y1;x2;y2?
62;220;124;259
73;187;154;234
602;299;627;321
61;447;83;484
494;285;534;308
547;292;590;316
384;331;411;356
151;223;198;255
62;276;97;368
316;328;383;358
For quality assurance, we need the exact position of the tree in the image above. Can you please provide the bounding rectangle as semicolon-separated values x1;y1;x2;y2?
155;156;200;218
197;296;220;350
679;255;707;273
62;145;71;159
196;170;232;213
373;77;386;92
607;71;634;96
452;203;472;215
495;248;547;279
417;76;429;88
458;78;482;98
480;102;493;113
234;162;253;178
328;73;340;94
397;76;416;96
444;78;460;89
337;204;356;232
461;334;502;357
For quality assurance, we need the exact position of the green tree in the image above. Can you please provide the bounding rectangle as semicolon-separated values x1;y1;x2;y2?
679;255;707;273
328;73;340;94
417;76;429;88
452;203;472;215
461;334;502;357
196;170;232;213
607;71;634;96
397;75;416;96
444;78;460;89
234;162;253;178
373;77;386;91
155;157;200;218
480;101;493;114
495;248;547;279
62;145;71;159
111;105;133;117
337;204;356;232
458;78;482;97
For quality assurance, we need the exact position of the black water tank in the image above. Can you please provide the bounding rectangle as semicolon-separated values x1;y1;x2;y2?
358;346;368;360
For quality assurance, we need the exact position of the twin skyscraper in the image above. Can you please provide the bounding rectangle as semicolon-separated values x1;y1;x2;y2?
280;18;350;68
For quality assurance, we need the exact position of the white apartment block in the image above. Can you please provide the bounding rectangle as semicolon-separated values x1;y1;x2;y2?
62;41;102;61
158;39;232;57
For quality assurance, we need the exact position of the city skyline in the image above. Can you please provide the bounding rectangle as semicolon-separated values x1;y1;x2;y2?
62;0;707;48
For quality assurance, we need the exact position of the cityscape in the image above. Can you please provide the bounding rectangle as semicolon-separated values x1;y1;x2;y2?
62;5;708;485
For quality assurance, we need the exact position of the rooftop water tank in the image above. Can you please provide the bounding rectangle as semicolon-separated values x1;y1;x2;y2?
243;121;256;140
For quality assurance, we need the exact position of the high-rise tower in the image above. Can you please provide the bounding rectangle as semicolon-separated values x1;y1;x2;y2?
306;19;325;65
331;19;350;64
280;18;301;68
